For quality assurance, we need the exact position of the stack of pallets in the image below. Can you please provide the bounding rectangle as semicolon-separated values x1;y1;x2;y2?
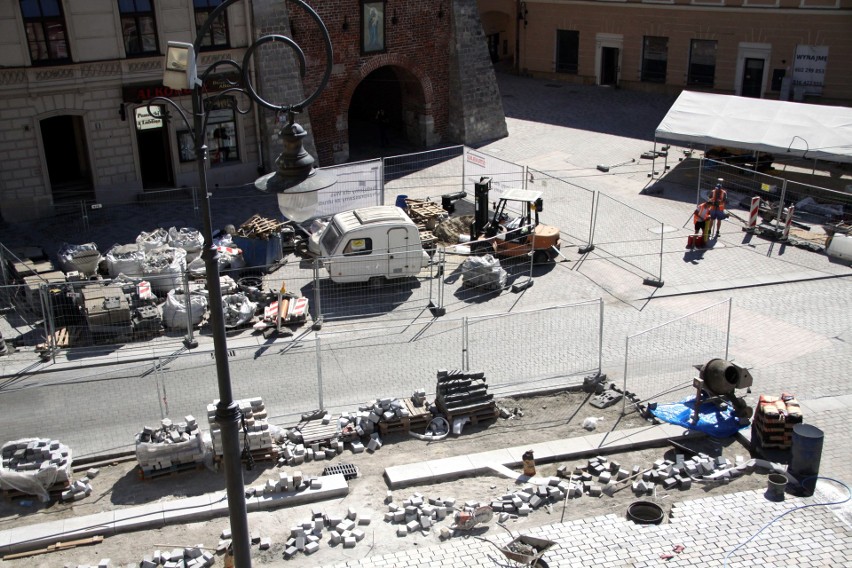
435;369;497;425
237;214;286;239
751;394;802;451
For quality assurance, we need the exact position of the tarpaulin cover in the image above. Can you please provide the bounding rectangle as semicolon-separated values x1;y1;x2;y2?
655;91;852;164
650;395;747;438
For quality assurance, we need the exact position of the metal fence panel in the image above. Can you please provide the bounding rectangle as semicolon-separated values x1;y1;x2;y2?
383;146;465;199
462;148;526;198
316;319;465;409
622;298;731;414
591;193;664;282
527;168;595;249
0;361;162;459
466;301;603;394
780;179;852;249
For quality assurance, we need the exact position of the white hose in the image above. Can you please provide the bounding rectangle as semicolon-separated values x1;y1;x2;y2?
409;417;450;441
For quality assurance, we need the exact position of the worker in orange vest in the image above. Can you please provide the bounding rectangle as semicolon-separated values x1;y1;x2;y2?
693;201;712;247
708;179;728;238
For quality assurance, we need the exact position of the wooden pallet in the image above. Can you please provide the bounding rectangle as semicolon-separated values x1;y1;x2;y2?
444;403;499;427
137;461;204;480
297;418;339;446
3;480;70;501
215;447;279;464
237;214;286;240
378;399;432;436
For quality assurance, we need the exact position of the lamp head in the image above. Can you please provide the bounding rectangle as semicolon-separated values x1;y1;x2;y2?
254;112;336;222
163;41;198;90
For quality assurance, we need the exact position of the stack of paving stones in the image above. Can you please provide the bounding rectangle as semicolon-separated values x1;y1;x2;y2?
0;438;74;497
383;491;455;538
136;546;215;568
280;505;372;558
435;369;496;420
61;468;98;502
207;397;273;459
135;416;204;476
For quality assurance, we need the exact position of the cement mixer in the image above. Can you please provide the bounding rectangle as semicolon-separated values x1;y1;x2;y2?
691;359;754;426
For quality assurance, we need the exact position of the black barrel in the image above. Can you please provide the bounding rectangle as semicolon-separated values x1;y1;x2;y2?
789;423;824;496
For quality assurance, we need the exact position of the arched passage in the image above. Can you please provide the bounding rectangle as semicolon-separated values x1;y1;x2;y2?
344;63;435;161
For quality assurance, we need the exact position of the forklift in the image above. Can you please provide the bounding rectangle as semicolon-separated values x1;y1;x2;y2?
469;177;561;264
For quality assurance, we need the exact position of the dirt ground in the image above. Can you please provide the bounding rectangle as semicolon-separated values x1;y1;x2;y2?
0;391;769;567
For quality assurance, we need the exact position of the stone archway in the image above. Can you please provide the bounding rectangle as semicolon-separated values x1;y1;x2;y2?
337;55;436;162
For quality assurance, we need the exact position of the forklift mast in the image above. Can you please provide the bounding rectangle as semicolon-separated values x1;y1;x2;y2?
473;176;492;235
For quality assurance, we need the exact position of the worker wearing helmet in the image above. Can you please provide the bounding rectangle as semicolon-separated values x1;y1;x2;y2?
708;179;728;238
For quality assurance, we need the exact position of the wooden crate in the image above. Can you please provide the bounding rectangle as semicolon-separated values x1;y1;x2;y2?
378;398;432;436
137;461;204;481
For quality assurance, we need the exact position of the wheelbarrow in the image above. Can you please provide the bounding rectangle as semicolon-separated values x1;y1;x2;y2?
478;533;557;567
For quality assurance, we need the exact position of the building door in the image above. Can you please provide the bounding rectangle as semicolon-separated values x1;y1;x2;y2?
600;47;619;86
40;115;95;203
742;58;765;98
134;106;173;189
487;33;500;63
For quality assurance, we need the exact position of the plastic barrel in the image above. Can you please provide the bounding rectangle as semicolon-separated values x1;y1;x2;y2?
789;423;824;496
395;194;409;209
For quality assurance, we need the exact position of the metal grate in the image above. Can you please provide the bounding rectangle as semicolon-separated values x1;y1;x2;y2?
321;463;359;480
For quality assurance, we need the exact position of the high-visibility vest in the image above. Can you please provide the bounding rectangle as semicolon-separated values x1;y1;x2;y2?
710;187;727;210
694;203;711;223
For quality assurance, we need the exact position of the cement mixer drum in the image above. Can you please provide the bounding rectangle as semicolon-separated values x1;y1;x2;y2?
700;359;753;396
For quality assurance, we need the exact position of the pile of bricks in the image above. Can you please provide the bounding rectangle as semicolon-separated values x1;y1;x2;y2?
295;506;371;557
207;397;274;459
488;478;571;517
752;393;802;450
135;416;205;476
0;438;72;495
137;546;215;568
280;414;342;465
384;491;455;537
60;470;97;502
435;369;497;423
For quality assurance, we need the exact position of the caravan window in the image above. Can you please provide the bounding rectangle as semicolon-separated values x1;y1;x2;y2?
343;238;373;256
320;221;342;255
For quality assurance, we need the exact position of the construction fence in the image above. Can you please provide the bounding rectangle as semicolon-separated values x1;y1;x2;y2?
698;158;850;251
0;301;603;459
621;298;732;415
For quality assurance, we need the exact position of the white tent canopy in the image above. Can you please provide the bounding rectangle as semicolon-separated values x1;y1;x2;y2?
655;91;852;164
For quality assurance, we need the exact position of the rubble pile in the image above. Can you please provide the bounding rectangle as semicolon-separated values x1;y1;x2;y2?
135;416;206;476
0;438;74;499
384;492;455;538
557;453;744;498
460;254;507;291
489;478;570;517
207;398;274;458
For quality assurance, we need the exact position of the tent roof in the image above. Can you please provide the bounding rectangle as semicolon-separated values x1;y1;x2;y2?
655;91;852;164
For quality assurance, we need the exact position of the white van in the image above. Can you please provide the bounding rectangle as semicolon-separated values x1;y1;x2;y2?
307;206;430;283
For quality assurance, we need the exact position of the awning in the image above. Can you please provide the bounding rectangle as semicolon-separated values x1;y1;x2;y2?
654;91;852;164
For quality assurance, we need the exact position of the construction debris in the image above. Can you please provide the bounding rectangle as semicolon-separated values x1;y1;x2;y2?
460;254;507;291
236;214;287;240
207;398;275;462
435;369;498;430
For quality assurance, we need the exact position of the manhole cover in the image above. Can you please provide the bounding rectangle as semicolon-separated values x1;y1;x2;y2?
649;225;678;234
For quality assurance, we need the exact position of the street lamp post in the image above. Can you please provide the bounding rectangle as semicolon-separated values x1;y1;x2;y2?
150;2;334;566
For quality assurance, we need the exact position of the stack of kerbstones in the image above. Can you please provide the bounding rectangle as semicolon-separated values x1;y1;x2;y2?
282;505;371;558
135;416;204;476
384;492;455;537
207;397;273;459
137;546;214;568
0;438;74;496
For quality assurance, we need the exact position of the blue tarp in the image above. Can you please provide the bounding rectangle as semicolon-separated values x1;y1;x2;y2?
650;395;747;437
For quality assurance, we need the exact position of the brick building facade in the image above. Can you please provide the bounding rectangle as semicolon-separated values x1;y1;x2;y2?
0;0;506;222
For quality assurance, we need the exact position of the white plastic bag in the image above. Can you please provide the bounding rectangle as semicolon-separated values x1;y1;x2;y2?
105;243;144;278
57;242;102;276
142;246;187;294
162;289;207;328
136;228;170;251
222;293;256;328
582;416;605;431
168;227;204;262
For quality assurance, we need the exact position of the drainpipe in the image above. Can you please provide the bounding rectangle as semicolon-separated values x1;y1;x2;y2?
515;0;521;75
245;0;265;174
